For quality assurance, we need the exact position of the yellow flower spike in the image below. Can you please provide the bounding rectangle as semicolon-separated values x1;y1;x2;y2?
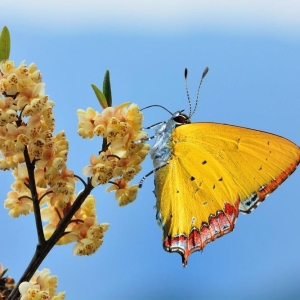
92;172;110;186
112;155;142;181
49;194;68;209
19;268;65;300
4;191;33;217
28;62;37;73
0;79;8;93
1;60;14;72
74;195;96;220
77;108;96;139
93;123;106;137
96;106;113;123
83;152;118;186
87;225;104;240
106;178;139;206
0;153;24;170
137;144;151;160
74;238;103;256
52;157;64;169
118;184;139;206
18;64;29;76
27;288;39;298
124;166;140;181
7;73;18;84
116;122;128;138
115;102;131;111
100;223;109;232
11;165;29;191
6;108;18;122
52;292;66;300
126;142;144;157
79;102;149;202
46;275;58;294
54;130;66;141
125;103;143;130
31;70;42;83
70;222;108;253
106;118;121;142
42;130;53;142
17;133;29;145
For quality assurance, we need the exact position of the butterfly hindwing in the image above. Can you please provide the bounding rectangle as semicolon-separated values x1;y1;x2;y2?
154;122;300;266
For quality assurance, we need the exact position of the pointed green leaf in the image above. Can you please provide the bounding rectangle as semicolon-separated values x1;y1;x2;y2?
1;268;8;278
0;26;10;61
103;70;112;107
91;83;108;109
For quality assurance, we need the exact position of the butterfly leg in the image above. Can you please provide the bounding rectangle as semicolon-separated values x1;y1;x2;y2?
133;121;168;144
143;121;166;130
132;135;156;144
139;162;169;188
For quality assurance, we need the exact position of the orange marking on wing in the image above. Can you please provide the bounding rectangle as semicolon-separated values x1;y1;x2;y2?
258;160;299;200
163;198;240;266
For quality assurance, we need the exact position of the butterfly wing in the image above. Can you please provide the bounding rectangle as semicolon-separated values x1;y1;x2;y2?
154;122;300;266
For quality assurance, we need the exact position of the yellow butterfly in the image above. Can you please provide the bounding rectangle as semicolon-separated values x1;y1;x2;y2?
148;68;300;266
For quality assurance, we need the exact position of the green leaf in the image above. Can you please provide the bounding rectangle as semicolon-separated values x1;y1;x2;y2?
103;70;112;107
0;26;10;61
91;83;108;109
1;268;8;278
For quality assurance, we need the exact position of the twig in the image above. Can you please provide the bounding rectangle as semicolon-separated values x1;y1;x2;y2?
7;181;94;300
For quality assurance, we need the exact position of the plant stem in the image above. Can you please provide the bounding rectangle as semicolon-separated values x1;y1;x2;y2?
7;181;94;300
23;146;45;246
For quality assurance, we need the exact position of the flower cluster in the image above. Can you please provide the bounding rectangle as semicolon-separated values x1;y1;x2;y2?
1;60;107;255
19;268;65;300
42;194;108;254
0;60;75;217
77;102;149;206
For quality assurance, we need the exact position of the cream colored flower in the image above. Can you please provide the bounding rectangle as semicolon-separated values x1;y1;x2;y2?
4;190;33;217
106;178;139;206
77;107;97;139
73;221;109;256
19;268;65;300
79;102;149;205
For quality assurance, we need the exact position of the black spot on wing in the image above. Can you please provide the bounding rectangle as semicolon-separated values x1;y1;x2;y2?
244;192;259;207
240;191;261;213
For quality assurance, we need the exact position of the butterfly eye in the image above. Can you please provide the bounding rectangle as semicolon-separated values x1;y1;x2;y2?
173;113;190;125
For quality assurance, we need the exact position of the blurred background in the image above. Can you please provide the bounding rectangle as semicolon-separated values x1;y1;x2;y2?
0;1;300;299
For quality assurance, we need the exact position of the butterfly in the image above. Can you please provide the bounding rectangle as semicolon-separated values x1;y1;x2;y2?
147;68;300;266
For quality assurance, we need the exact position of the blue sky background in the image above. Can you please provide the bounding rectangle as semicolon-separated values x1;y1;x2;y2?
1;1;300;299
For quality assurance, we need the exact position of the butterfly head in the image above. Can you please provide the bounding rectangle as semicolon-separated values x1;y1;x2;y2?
173;112;191;127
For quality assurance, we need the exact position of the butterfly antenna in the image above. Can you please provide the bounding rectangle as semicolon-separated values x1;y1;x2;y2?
141;104;173;115
190;67;209;118
184;68;193;117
